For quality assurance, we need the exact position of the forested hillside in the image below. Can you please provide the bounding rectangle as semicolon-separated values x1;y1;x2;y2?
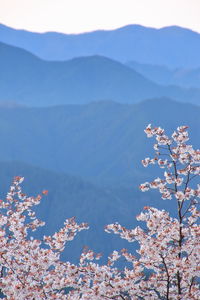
1;42;200;106
0;98;199;186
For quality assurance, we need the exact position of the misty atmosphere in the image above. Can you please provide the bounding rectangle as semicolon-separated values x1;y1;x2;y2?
0;1;200;298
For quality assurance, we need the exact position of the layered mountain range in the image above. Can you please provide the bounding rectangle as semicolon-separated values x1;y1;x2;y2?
126;61;200;88
1;41;200;106
1;23;200;68
1;98;198;261
0;23;200;262
0;98;199;185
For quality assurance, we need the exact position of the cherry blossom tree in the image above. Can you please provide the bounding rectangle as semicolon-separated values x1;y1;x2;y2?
0;176;88;299
0;125;199;299
103;125;200;299
75;125;200;299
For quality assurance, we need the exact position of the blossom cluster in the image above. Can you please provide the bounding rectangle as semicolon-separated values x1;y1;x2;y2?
0;125;199;299
104;125;200;299
0;177;88;299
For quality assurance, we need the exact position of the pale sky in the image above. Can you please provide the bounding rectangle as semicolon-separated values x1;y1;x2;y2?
0;0;200;34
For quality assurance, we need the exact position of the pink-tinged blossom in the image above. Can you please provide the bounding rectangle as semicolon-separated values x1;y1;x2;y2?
0;177;88;299
103;125;200;299
0;125;200;299
175;191;185;202
158;158;168;168
141;157;156;167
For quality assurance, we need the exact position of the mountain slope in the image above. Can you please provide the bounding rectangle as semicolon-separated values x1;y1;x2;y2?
0;24;200;68
0;160;137;262
1;42;200;106
0;160;171;264
0;98;200;187
126;61;200;89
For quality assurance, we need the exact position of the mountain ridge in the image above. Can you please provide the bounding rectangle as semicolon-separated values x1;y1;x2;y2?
1;23;199;38
126;61;200;88
1;41;200;106
0;98;200;187
0;23;200;67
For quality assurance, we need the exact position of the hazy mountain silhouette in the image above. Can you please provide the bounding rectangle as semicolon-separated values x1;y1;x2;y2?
1;22;200;266
0;98;200;187
0;99;200;262
127;61;200;89
0;160;139;262
1;41;200;106
1;23;200;68
0;161;180;263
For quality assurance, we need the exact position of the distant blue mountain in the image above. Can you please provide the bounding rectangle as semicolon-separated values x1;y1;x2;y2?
0;160;173;264
0;160;141;263
0;23;200;68
126;61;200;89
0;98;200;187
1;98;199;262
0;98;200;262
1;41;200;106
